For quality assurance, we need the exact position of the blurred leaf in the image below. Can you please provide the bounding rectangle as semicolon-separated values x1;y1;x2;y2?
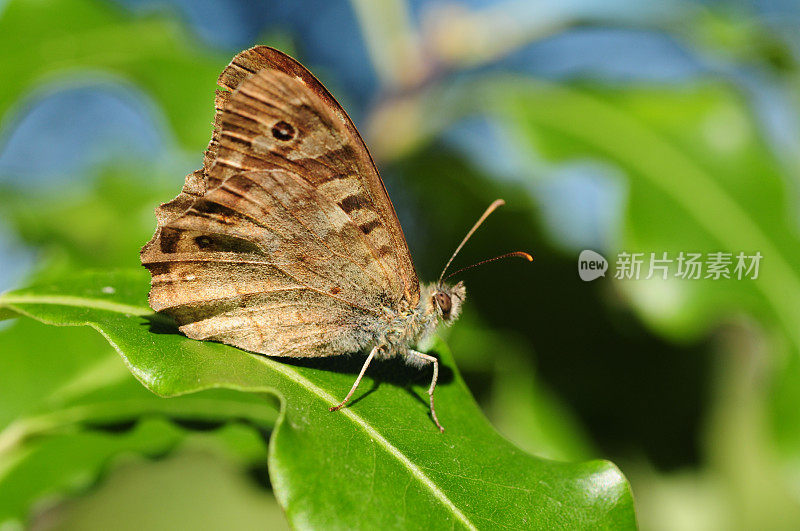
0;172;172;275
626;464;733;531
702;322;800;529
0;269;636;529
487;80;800;346
488;354;596;463
0;316;276;526
0;0;225;150
1;417;185;527
447;313;595;462
481;79;800;451
350;0;423;89
33;432;286;531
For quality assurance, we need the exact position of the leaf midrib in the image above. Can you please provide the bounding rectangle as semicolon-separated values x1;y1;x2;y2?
250;353;476;529
0;292;478;530
0;294;153;316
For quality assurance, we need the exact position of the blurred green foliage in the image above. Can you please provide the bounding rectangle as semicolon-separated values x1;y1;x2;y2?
0;0;225;148
1;0;800;528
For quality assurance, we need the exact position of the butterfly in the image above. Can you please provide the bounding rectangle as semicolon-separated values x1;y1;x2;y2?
140;46;531;431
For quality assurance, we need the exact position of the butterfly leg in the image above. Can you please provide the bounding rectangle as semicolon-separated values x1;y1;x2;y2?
408;350;444;432
330;345;380;412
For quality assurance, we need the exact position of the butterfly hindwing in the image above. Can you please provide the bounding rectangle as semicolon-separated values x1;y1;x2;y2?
143;168;389;356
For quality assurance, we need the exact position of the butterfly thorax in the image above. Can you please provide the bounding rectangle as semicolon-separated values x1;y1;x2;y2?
370;282;466;361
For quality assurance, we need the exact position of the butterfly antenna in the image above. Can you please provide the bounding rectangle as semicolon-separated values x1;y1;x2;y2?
443;251;533;282
438;199;506;286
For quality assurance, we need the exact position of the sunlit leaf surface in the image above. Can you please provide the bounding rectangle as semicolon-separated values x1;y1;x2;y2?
0;270;636;529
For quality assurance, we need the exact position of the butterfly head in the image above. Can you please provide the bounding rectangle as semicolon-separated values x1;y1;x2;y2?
429;200;532;324
432;281;466;323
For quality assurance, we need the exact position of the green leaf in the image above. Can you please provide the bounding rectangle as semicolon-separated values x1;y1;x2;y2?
0;269;636;529
0;316;276;525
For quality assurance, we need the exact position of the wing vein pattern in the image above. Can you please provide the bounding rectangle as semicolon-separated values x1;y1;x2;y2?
141;46;419;357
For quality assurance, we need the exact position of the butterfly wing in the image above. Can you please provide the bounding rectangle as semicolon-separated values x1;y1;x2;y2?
140;47;419;356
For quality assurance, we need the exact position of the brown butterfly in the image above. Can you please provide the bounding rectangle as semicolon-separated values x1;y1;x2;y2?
140;46;531;431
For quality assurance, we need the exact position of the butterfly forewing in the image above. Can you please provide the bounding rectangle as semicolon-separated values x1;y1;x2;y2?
141;47;419;357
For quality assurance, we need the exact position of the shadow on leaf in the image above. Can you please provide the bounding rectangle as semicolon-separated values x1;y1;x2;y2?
141;313;181;334
139;311;454;410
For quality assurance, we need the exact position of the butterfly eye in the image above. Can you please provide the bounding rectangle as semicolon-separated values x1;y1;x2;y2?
435;293;452;315
272;120;296;141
